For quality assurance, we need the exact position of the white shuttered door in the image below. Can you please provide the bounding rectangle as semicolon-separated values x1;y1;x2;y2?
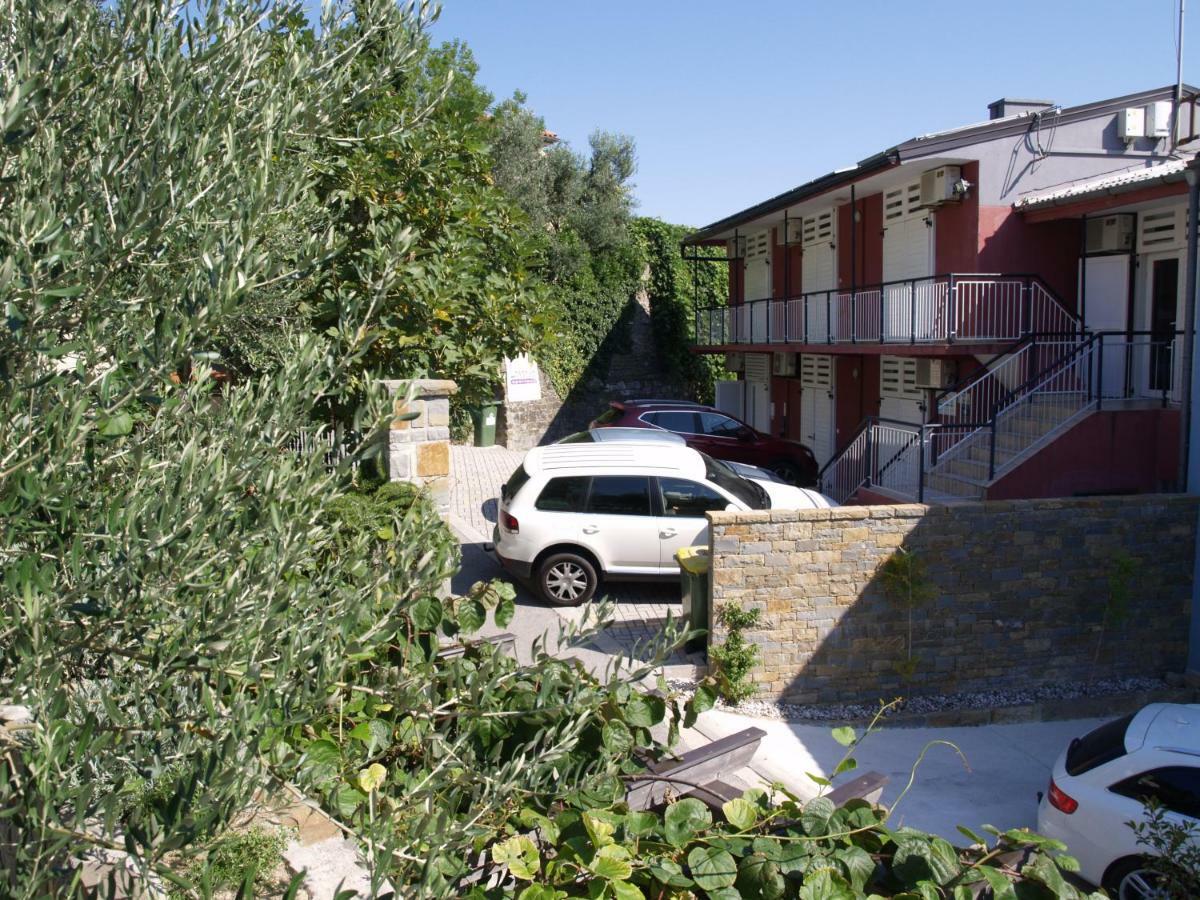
880;355;923;423
743;353;771;432
801;211;836;342
882;181;935;340
799;354;835;467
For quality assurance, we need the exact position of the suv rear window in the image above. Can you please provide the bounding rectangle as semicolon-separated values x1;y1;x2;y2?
1066;713;1134;776
502;464;531;502
535;477;589;512
593;407;621;426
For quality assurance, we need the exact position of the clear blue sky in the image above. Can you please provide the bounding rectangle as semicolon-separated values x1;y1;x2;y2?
428;0;1194;229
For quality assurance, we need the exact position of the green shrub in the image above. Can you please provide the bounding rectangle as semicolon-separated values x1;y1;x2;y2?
709;604;763;704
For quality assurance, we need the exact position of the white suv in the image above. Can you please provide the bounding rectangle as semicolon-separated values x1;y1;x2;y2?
1036;703;1200;896
492;442;833;605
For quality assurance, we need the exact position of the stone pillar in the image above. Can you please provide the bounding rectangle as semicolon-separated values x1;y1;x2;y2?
381;379;456;514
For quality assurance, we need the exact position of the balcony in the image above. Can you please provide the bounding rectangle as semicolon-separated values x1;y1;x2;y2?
693;273;1078;350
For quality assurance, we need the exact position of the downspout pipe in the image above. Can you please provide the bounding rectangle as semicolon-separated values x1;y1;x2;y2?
1183;158;1200;675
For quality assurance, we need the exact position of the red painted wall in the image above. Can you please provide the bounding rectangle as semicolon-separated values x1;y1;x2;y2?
988;409;1180;500
934;162;979;273
771;229;804;298
836;196;885;291
977;208;1080;310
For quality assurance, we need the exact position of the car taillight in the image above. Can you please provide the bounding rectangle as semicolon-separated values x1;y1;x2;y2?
1047;778;1078;814
502;511;519;534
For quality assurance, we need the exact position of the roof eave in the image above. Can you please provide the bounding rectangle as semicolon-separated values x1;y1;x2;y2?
681;150;899;246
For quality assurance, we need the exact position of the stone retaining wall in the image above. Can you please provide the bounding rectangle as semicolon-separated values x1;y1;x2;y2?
707;495;1198;705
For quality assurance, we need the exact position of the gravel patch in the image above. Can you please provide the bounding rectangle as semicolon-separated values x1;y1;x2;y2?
670;676;1171;724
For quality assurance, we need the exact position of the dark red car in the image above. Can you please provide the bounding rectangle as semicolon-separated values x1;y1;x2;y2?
590;400;818;486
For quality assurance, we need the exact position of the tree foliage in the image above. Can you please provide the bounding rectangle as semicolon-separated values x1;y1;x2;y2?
489;98;643;397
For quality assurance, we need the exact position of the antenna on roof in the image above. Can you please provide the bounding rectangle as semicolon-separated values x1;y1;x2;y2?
1173;0;1186;150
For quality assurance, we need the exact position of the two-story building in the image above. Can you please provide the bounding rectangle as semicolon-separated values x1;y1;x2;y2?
684;84;1199;504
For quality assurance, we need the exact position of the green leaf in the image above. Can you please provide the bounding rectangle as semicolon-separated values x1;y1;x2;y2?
98;412;133;437
582;811;615;848
955;825;986;846
806;772;831;787
453;597;486;633
302;739;341;769
691;683;717;714
494;596;516;628
356;763;386;793
43;283;85;297
834;845;875;892
977;864;1018;900
623;810;658;837
664;797;711;847
410;597;443;631
492;834;540;881
686;846;737;891
588;844;633;881
332;784;366;818
609;882;644;900
518;886;565;900
797;868;855;900
601;719;634;755
348;718;390;753
722;797;758;831
800;796;836;837
737;853;786;900
832;757;858;777
623;694;656;728
831;726;856;747
647;856;693;888
375;526;394;541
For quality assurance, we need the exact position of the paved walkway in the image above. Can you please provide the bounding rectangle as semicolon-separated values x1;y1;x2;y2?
448;443;698;669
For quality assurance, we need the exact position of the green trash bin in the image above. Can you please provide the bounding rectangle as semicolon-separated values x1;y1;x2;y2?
675;545;710;654
470;401;500;447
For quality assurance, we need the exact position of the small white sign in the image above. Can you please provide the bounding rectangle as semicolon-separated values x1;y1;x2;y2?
504;354;541;403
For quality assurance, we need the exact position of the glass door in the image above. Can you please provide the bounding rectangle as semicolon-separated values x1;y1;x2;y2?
1145;256;1181;398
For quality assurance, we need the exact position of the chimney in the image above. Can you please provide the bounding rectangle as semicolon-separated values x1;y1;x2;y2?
988;98;1056;120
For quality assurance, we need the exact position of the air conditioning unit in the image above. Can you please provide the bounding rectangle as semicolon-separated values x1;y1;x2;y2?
726;236;747;260
1145;100;1173;138
919;165;962;207
777;219;803;246
1085;214;1135;254
725;351;744;372
1117;107;1145;140
772;352;796;376
914;358;957;389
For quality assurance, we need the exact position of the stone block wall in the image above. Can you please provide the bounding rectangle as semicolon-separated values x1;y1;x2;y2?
707;495;1198;705
382;379;455;514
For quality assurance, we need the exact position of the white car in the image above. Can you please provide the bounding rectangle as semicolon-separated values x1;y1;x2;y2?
1036;703;1200;897
493;442;834;605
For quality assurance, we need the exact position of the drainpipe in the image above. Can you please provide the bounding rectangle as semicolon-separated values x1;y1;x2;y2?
1184;158;1200;675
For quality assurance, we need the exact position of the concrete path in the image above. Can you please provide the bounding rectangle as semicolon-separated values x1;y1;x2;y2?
693;708;1107;842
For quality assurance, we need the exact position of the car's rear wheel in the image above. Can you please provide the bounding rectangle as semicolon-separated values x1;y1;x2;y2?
1104;857;1167;900
537;552;598;606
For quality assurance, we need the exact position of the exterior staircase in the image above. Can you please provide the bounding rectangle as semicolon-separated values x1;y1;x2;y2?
818;331;1180;505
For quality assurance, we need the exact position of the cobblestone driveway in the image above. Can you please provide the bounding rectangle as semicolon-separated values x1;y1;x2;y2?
448;444;699;667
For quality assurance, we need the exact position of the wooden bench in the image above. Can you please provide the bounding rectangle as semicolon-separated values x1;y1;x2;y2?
826;770;889;806
625;727;766;811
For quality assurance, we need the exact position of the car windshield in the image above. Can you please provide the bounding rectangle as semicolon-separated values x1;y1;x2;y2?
593;407;621;425
557;431;595;443
701;452;769;510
